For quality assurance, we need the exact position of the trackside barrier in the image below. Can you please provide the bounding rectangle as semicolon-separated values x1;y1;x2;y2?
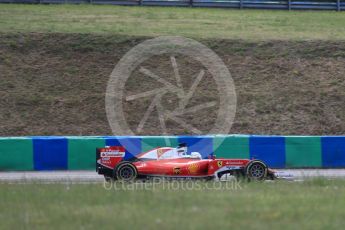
0;135;345;171
0;0;344;11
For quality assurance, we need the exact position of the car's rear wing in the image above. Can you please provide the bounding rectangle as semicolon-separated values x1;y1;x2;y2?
96;146;125;175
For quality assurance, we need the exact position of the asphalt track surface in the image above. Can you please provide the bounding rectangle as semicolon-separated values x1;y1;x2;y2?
1;170;345;183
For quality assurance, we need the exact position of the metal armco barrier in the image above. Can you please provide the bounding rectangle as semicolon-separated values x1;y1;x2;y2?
0;135;345;171
0;0;344;11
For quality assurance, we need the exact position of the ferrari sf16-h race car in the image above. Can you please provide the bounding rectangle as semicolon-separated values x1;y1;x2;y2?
96;144;275;181
96;143;277;181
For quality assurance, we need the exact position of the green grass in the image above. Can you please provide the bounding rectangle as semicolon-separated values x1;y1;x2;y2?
0;4;345;40
1;179;345;229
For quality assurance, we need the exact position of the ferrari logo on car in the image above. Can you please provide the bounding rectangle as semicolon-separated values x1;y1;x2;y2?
217;161;223;168
173;167;181;175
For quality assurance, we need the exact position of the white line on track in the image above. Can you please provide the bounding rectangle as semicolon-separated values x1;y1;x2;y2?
0;171;104;183
0;169;345;183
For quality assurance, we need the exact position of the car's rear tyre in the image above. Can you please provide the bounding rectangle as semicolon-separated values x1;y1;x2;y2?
245;160;267;181
114;161;138;181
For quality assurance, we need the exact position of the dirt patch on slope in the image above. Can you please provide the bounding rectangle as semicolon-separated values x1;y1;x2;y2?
1;33;345;135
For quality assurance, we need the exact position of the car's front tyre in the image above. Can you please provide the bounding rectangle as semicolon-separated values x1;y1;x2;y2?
245;160;267;181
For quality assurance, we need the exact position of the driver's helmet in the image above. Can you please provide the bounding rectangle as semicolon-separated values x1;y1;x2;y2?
177;143;188;156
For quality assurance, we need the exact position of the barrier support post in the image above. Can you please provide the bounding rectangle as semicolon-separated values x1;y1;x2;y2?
240;0;243;9
288;0;291;10
337;0;340;11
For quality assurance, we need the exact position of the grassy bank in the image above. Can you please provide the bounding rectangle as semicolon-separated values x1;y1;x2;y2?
0;4;345;40
1;5;345;136
1;179;345;229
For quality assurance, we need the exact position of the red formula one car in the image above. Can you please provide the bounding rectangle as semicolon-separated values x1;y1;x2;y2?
96;143;276;181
